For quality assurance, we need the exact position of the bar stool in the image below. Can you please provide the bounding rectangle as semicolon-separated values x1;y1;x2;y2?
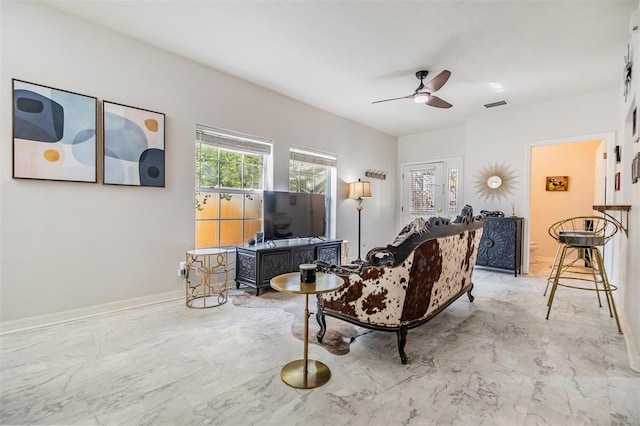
543;219;566;297
543;219;598;304
545;216;621;333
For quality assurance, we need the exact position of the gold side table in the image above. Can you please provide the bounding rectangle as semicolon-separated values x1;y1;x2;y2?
185;248;228;308
270;272;345;389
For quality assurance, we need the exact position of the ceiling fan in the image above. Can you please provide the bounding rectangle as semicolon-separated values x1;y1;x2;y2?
372;70;452;108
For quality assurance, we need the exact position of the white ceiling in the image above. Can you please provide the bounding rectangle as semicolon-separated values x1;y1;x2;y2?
45;0;637;138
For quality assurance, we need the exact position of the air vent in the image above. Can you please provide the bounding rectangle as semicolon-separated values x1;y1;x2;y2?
484;100;509;109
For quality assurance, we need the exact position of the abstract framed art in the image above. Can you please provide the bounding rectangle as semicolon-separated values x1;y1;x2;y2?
103;101;165;187
12;79;97;182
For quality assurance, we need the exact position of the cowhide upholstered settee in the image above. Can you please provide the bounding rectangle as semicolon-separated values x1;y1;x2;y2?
315;205;484;364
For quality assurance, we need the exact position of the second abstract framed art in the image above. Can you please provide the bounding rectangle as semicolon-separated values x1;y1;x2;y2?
103;101;166;187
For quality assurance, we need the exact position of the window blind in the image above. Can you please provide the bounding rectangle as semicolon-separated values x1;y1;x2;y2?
196;125;272;155
290;147;337;167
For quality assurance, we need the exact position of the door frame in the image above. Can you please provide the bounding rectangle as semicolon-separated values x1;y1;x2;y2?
523;131;615;273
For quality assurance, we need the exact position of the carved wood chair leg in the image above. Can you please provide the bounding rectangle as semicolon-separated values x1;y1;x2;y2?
467;282;475;302
397;326;408;364
316;298;327;342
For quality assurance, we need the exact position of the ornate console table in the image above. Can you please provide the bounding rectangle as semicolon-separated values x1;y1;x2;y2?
235;238;342;295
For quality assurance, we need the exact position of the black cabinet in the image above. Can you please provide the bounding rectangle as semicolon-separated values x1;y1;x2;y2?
476;217;523;276
235;239;342;295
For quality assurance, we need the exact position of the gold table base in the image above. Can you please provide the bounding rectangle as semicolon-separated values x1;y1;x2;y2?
281;359;331;389
185;249;228;309
270;272;346;390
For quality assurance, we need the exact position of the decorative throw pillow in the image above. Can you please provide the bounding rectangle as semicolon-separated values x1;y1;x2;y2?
390;217;429;247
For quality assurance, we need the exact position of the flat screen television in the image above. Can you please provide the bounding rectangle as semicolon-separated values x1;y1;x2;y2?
263;191;326;240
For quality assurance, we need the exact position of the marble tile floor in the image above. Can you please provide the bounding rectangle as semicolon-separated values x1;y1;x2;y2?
1;263;638;426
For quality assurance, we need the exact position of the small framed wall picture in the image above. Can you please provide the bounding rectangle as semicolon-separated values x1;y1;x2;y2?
615;145;621;163
632;153;639;184
615;172;621;191
546;176;569;191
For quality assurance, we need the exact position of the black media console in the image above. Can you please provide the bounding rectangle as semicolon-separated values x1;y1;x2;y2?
235;238;342;295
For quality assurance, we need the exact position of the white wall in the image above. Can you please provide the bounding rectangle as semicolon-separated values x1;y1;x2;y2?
0;2;397;325
618;3;640;370
397;125;467;163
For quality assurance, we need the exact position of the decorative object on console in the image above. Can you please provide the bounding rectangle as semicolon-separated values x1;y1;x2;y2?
365;169;387;180
546;176;569;191
473;162;518;203
299;263;317;283
480;210;504;217
103;101;165;187
348;179;372;263
12;79;97;182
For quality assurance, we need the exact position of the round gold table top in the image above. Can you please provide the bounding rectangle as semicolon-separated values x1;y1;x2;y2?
186;248;227;256
270;272;344;295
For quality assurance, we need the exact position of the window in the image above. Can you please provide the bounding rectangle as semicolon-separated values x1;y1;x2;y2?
288;147;337;237
195;126;272;248
410;168;437;214
447;168;459;213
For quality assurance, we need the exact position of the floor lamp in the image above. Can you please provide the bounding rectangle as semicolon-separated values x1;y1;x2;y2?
348;179;372;263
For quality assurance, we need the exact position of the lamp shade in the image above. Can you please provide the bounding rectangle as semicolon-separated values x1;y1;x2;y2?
348;179;372;199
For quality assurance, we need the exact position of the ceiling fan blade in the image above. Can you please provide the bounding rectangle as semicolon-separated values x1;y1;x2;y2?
425;95;452;109
424;70;451;93
371;94;412;104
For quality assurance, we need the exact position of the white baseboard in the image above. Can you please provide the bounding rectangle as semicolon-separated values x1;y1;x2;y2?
0;290;183;335
619;310;640;372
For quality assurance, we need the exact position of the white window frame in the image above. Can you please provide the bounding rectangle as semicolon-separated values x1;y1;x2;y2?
195;125;273;248
288;146;338;239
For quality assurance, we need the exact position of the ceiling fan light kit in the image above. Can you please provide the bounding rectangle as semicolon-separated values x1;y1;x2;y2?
414;93;429;103
372;69;453;108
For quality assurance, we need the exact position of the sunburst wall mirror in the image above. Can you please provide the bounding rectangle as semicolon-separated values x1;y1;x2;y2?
473;162;518;203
